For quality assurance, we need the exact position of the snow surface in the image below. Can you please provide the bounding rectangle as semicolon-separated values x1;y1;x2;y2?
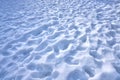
0;0;120;80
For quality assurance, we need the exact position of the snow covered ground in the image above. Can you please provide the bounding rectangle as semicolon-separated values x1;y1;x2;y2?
0;0;120;80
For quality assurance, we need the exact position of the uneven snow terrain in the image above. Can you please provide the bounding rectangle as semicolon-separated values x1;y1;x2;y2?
0;0;120;80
